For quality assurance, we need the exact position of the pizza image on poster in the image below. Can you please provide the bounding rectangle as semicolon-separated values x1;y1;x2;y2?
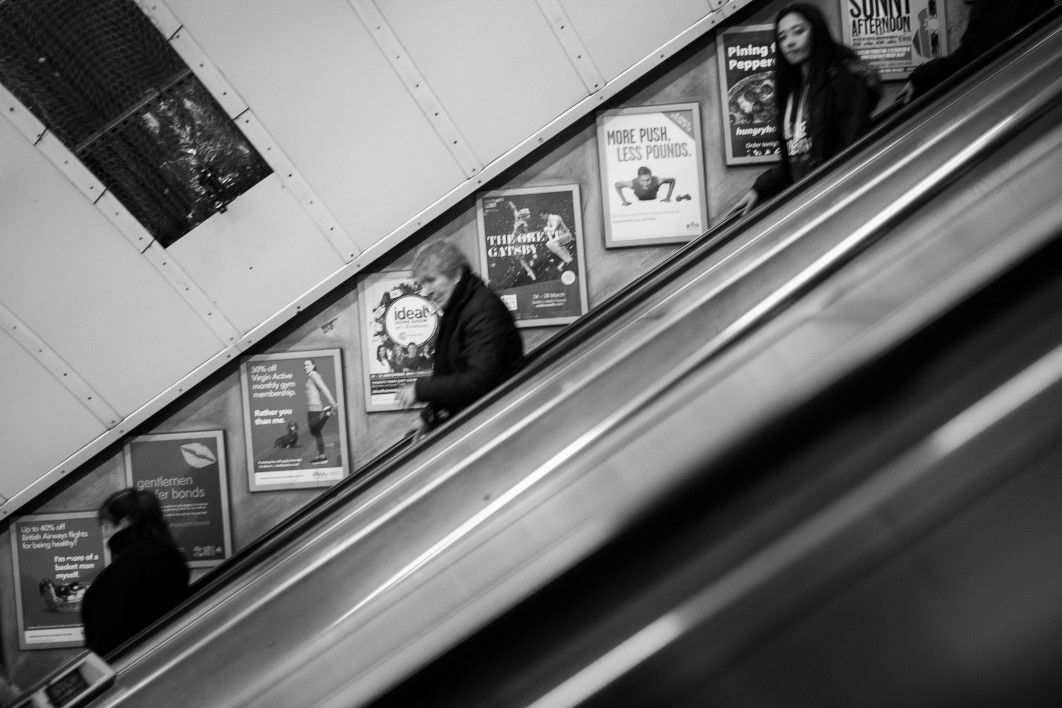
476;184;589;328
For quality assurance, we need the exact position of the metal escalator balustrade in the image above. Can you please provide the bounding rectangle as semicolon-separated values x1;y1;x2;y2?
372;102;1062;706
372;91;1062;707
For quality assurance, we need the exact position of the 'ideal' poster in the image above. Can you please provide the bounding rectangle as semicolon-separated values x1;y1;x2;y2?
841;0;948;80
358;271;439;411
240;349;350;491
596;103;708;247
716;24;780;165
123;431;233;568
10;512;108;650
476;185;589;327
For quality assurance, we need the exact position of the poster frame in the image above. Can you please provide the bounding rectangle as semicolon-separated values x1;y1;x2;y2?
239;348;350;492
596;101;709;248
840;0;949;81
715;24;780;166
475;183;590;328
357;270;439;412
122;430;233;568
9;511;109;650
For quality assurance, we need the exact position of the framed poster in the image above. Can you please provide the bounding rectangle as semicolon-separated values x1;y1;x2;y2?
358;271;439;411
716;24;780;165
9;512;108;650
239;349;350;491
476;185;589;327
123;431;233;568
841;0;948;80
597;102;708;247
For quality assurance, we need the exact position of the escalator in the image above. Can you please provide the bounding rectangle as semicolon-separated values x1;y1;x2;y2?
376;127;1062;708
14;8;1062;707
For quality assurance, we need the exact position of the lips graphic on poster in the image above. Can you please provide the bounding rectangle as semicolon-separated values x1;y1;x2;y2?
180;442;217;468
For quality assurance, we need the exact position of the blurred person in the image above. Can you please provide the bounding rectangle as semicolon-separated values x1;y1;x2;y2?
395;240;523;436
615;166;676;204
896;0;1053;104
81;489;189;656
729;3;881;217
304;359;338;464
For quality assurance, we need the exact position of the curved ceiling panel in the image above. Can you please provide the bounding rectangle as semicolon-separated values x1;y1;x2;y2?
167;175;348;334
0;118;224;416
165;0;468;248
0;331;106;501
376;0;590;165
559;0;711;79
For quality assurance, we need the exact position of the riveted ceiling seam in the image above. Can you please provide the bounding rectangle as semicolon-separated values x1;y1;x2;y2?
535;0;606;93
346;0;484;179
0;302;120;428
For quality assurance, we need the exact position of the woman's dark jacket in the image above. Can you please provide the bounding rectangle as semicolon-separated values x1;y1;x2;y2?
753;52;881;201
909;0;1052;95
415;267;523;428
82;528;189;656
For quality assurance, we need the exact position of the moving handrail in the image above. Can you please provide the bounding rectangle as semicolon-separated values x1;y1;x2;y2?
244;92;1062;706
376;227;1062;705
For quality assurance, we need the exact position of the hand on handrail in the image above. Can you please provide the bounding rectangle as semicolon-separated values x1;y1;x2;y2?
893;81;916;106
725;189;760;219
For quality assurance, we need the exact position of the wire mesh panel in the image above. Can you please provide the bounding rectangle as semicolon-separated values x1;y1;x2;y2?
0;0;271;247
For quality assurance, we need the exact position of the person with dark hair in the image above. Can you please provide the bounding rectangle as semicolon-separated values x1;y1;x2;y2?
375;343;396;373
81;489;189;656
730;3;881;216
896;0;1053;104
615;166;676;205
395;239;524;436
303;359;338;464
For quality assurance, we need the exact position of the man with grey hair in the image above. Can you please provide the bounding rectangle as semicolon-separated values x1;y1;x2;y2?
396;239;523;435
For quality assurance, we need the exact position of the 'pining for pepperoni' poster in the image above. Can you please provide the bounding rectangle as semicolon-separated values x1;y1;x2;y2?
716;24;780;166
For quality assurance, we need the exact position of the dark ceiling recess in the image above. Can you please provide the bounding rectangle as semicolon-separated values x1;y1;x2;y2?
0;0;272;247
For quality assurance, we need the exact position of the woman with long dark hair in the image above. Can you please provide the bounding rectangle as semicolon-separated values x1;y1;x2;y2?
730;3;881;216
81;489;189;656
